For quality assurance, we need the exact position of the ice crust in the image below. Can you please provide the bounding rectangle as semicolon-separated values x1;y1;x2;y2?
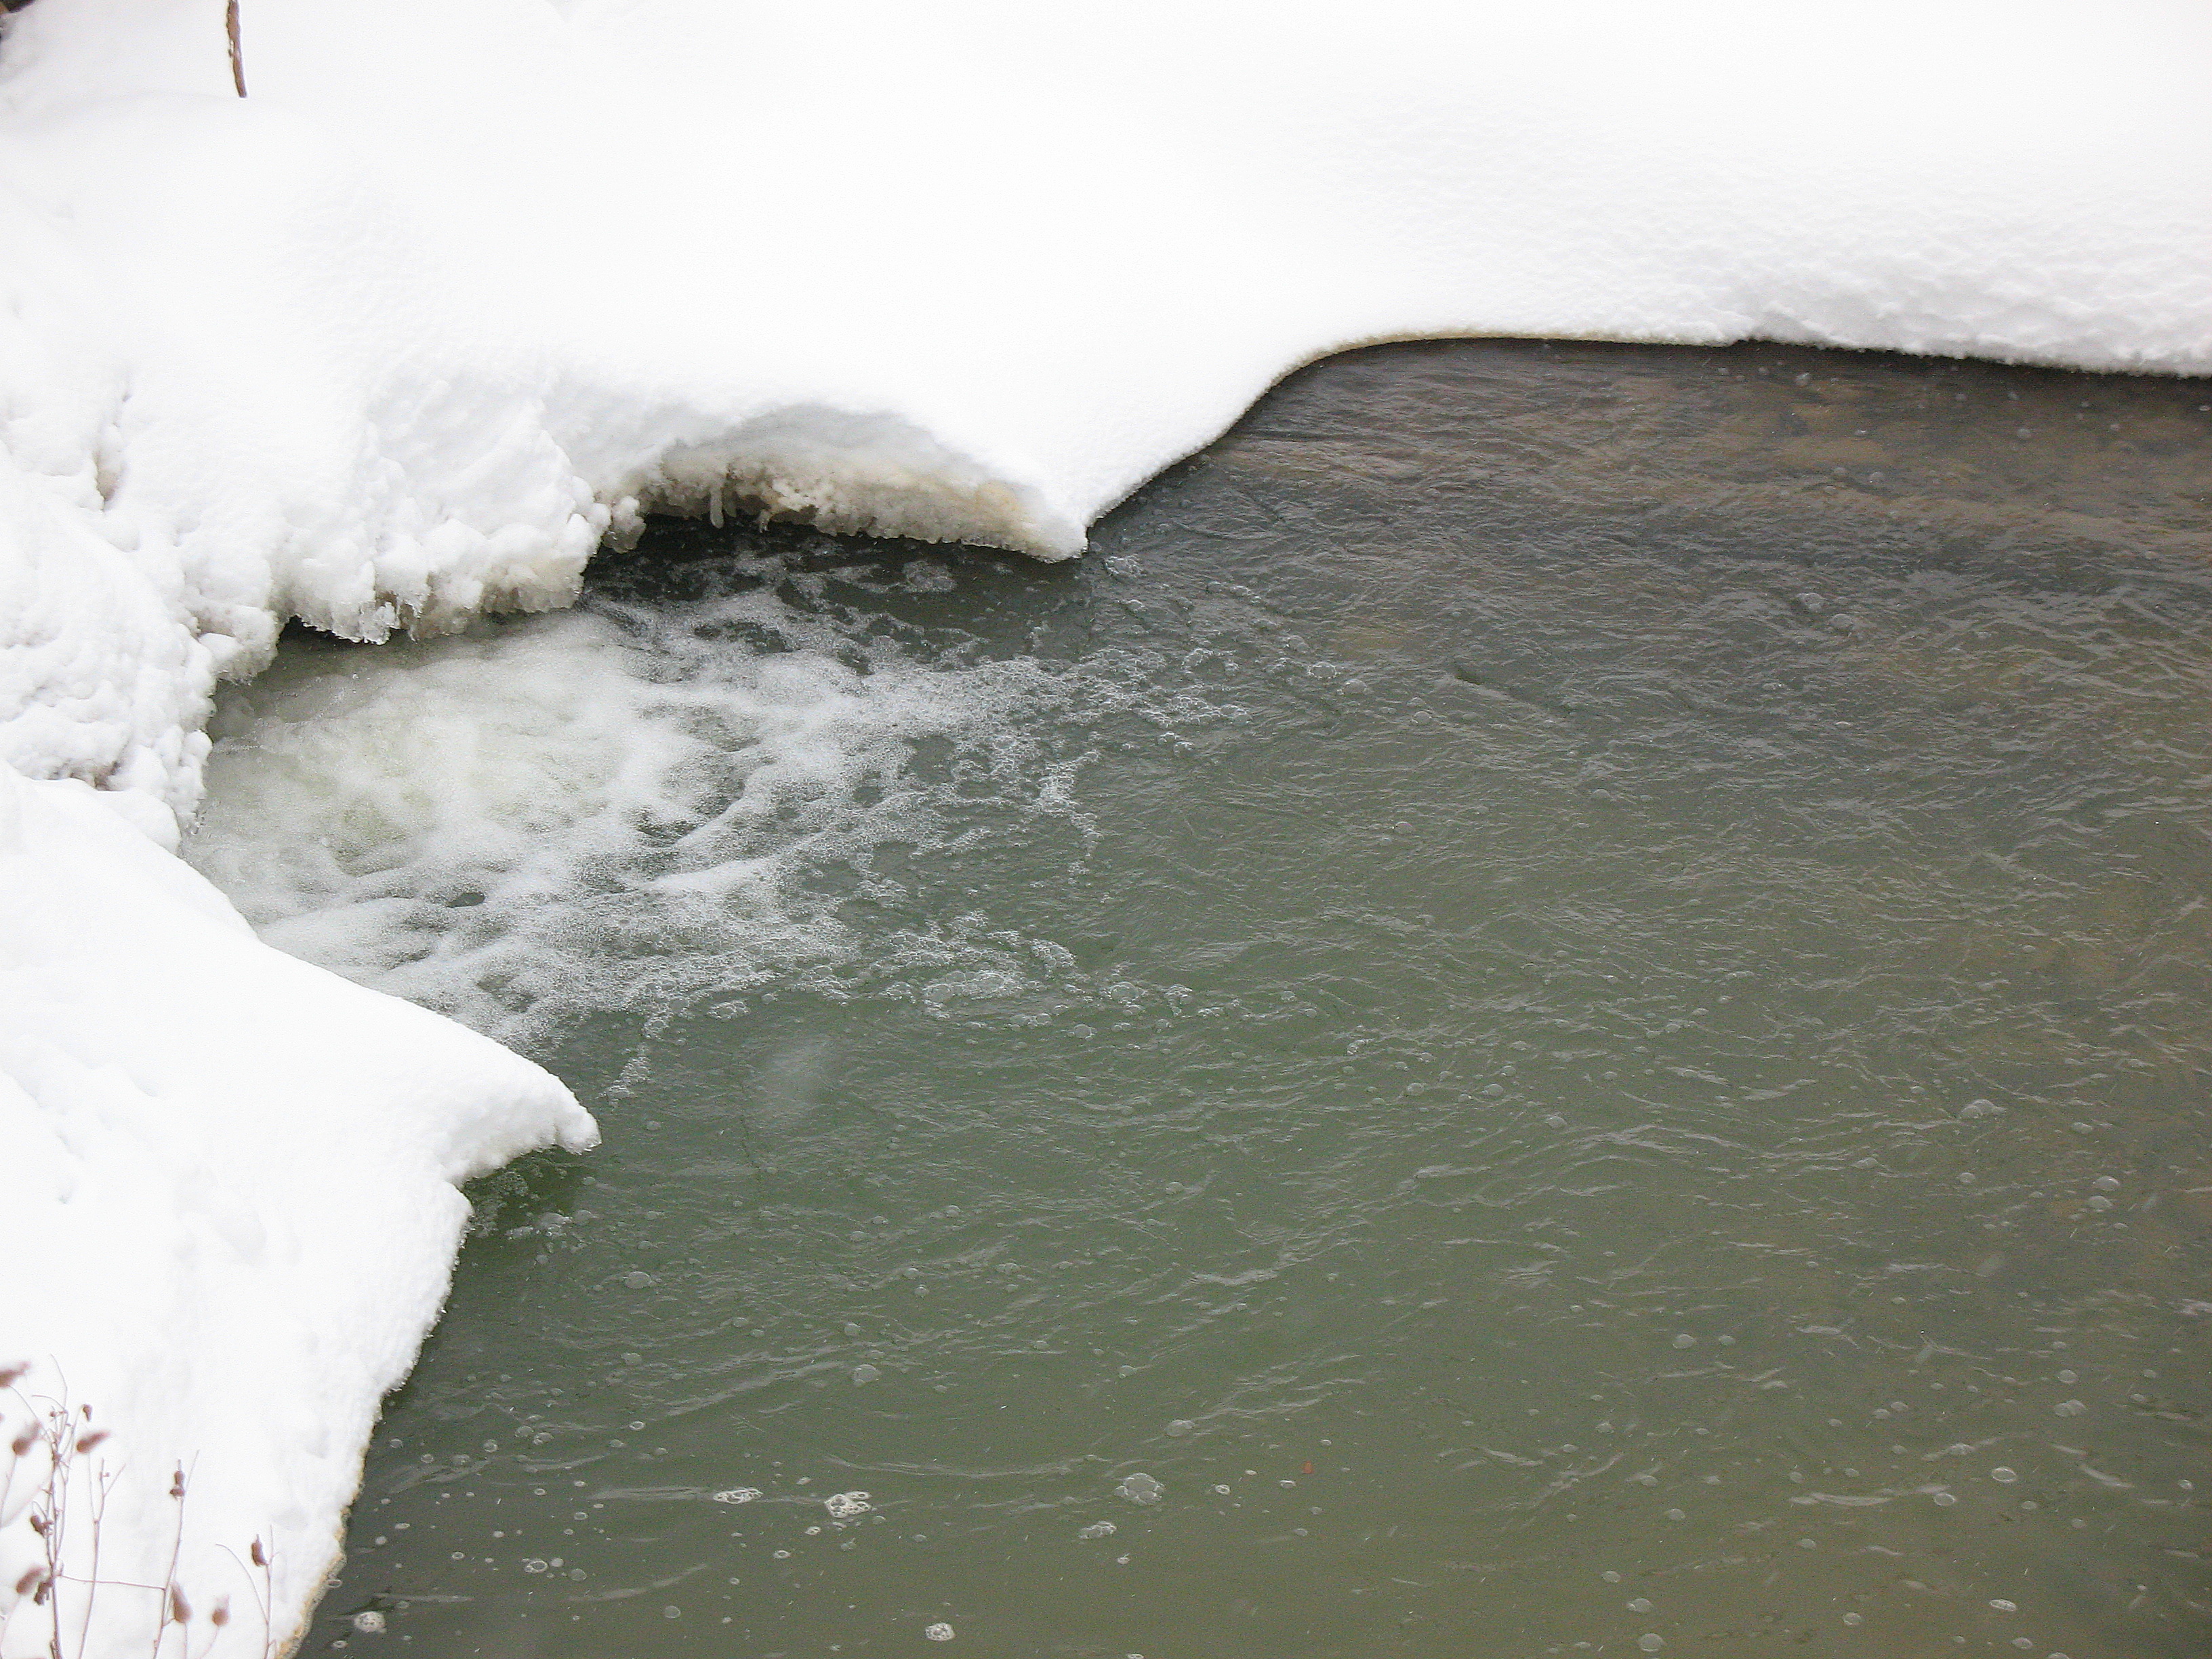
0;0;2207;1652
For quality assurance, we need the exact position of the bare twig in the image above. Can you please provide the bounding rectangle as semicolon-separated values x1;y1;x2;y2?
224;1;246;98
3;1381;274;1659
149;1462;191;1658
75;1446;117;1659
37;1400;79;1659
218;1536;276;1659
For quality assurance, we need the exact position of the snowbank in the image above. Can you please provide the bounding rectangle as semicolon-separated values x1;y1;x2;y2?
0;768;594;1657
0;0;2207;1652
4;0;2210;814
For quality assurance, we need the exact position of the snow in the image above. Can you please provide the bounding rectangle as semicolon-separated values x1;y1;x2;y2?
0;0;2205;1652
0;766;593;1656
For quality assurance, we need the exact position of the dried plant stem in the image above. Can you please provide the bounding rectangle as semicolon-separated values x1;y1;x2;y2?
75;1458;118;1659
37;1403;78;1659
3;1379;268;1659
224;1;245;98
148;1463;190;1658
220;1536;277;1659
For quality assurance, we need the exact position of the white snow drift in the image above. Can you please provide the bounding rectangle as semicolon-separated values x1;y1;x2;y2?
0;0;2206;1652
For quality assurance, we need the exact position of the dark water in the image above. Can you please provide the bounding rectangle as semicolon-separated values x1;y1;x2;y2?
190;340;2212;1659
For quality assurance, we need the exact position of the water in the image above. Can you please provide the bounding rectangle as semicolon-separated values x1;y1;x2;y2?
188;340;2212;1658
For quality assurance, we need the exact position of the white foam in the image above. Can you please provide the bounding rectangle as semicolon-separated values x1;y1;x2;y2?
185;576;1097;1045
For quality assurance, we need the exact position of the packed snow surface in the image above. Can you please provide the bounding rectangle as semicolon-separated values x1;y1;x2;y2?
0;0;2207;1652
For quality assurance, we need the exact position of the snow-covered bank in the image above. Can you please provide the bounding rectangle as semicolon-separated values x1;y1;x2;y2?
1;0;2208;1652
0;768;594;1657
5;0;2211;816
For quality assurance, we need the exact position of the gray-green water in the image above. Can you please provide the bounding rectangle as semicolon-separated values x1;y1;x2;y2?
190;341;2212;1659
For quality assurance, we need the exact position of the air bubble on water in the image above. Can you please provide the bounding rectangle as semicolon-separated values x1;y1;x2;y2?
1990;1599;2018;1612
1639;1636;1664;1653
523;1559;548;1574
1671;1334;1696;1349
352;1612;387;1635
2091;1176;2120;1191
1664;1509;1685;1521
1932;1491;1957;1507
1601;1572;1622;1584
1627;1597;1654;1612
924;1624;955;1643
1959;1099;1997;1118
1545;1115;1567;1128
1214;1484;1232;1495
623;1271;653;1289
1116;1473;1164;1504
713;1488;762;1504
1079;1521;1118;1540
773;1549;791;1559
844;1323;863;1337
853;1365;882;1385
2054;1399;2085;1417
1843;1613;1863;1626
825;1492;874;1518
1991;1467;2019;1483
621;1352;642;1366
663;1606;681;1620
1166;1420;1194;1437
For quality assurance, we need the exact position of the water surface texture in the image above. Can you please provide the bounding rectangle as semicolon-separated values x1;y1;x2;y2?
190;342;2212;1659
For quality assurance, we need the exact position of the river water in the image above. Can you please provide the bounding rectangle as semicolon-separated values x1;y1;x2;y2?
188;340;2212;1659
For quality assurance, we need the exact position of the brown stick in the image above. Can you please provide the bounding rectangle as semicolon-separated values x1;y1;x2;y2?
225;1;245;98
